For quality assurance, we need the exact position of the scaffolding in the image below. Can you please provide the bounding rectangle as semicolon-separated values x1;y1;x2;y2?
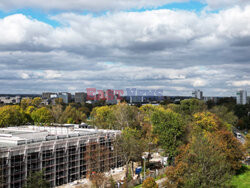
0;127;123;188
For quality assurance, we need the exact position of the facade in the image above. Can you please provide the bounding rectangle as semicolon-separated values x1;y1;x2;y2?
0;96;21;104
0;126;123;188
42;93;56;99
58;92;72;104
192;90;203;100
74;93;87;104
236;90;247;105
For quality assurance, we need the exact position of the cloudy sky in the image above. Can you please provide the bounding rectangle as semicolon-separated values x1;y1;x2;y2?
0;0;250;96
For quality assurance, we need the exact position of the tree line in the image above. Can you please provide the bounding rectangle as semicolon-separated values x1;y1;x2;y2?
0;97;89;127
90;99;249;187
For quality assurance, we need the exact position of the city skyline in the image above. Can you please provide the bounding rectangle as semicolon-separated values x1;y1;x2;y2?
0;1;250;96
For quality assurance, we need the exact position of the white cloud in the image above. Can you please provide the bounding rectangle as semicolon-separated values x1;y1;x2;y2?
1;6;250;95
231;80;250;87
193;79;207;87
204;0;250;10
0;0;187;11
20;73;30;79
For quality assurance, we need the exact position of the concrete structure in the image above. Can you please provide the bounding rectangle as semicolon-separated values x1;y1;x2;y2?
42;93;57;100
0;126;123;188
192;90;203;100
0;96;21;104
74;93;87;104
236;90;247;105
58;93;72;104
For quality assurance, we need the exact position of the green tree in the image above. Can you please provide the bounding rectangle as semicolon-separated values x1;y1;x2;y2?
0;105;27;127
20;98;32;110
59;106;86;124
31;97;42;108
24;170;49;188
90;106;115;129
31;107;53;125
210;106;238;126
115;127;145;178
142;177;158;188
151;109;185;160
180;99;207;115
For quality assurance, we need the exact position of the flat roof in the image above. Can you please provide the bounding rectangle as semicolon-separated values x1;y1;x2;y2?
0;126;119;149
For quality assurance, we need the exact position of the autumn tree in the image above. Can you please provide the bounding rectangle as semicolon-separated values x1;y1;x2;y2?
245;134;250;155
31;97;42;108
50;105;63;123
142;177;158;188
112;103;140;129
151;109;185;161
90;106;115;129
210;130;245;171
31;107;53;125
166;133;232;188
0;105;27;127
90;172;107;188
193;112;231;132
20;98;33;110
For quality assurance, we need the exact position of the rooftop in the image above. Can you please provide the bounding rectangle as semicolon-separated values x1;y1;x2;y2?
0;126;119;149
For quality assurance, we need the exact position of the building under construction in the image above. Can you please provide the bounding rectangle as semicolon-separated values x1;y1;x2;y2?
0;126;123;188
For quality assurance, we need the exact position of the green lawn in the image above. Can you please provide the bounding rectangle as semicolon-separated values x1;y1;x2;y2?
231;165;250;188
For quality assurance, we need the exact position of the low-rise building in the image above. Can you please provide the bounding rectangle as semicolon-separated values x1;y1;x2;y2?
0;126;123;188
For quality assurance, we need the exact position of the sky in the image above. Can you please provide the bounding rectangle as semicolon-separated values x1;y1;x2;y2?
0;0;250;96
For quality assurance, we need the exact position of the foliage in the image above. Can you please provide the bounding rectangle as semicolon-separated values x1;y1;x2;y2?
139;104;165;123
24;170;49;188
180;99;207;115
31;97;42;107
142;177;158;188
59;106;86;124
91;103;140;130
0;105;28;127
210;105;238;126
115;127;145;177
31;107;53;124
166;132;232;188
20;98;32;109
230;165;250;188
50;104;63;123
90;106;114;129
210;130;245;171
55;98;64;105
112;103;140;129
193;112;231;132
151;109;185;159
90;172;107;188
245;134;250;155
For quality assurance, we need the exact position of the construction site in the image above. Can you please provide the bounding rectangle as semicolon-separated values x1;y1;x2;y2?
0;126;124;188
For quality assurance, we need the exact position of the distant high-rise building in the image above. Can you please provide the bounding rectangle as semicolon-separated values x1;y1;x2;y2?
42;92;56;99
74;92;87;103
192;90;203;100
58;92;72;104
236;90;247;105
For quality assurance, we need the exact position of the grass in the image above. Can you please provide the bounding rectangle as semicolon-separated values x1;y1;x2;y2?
230;165;250;188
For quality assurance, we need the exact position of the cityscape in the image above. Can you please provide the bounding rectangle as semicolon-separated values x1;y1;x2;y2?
0;0;250;188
